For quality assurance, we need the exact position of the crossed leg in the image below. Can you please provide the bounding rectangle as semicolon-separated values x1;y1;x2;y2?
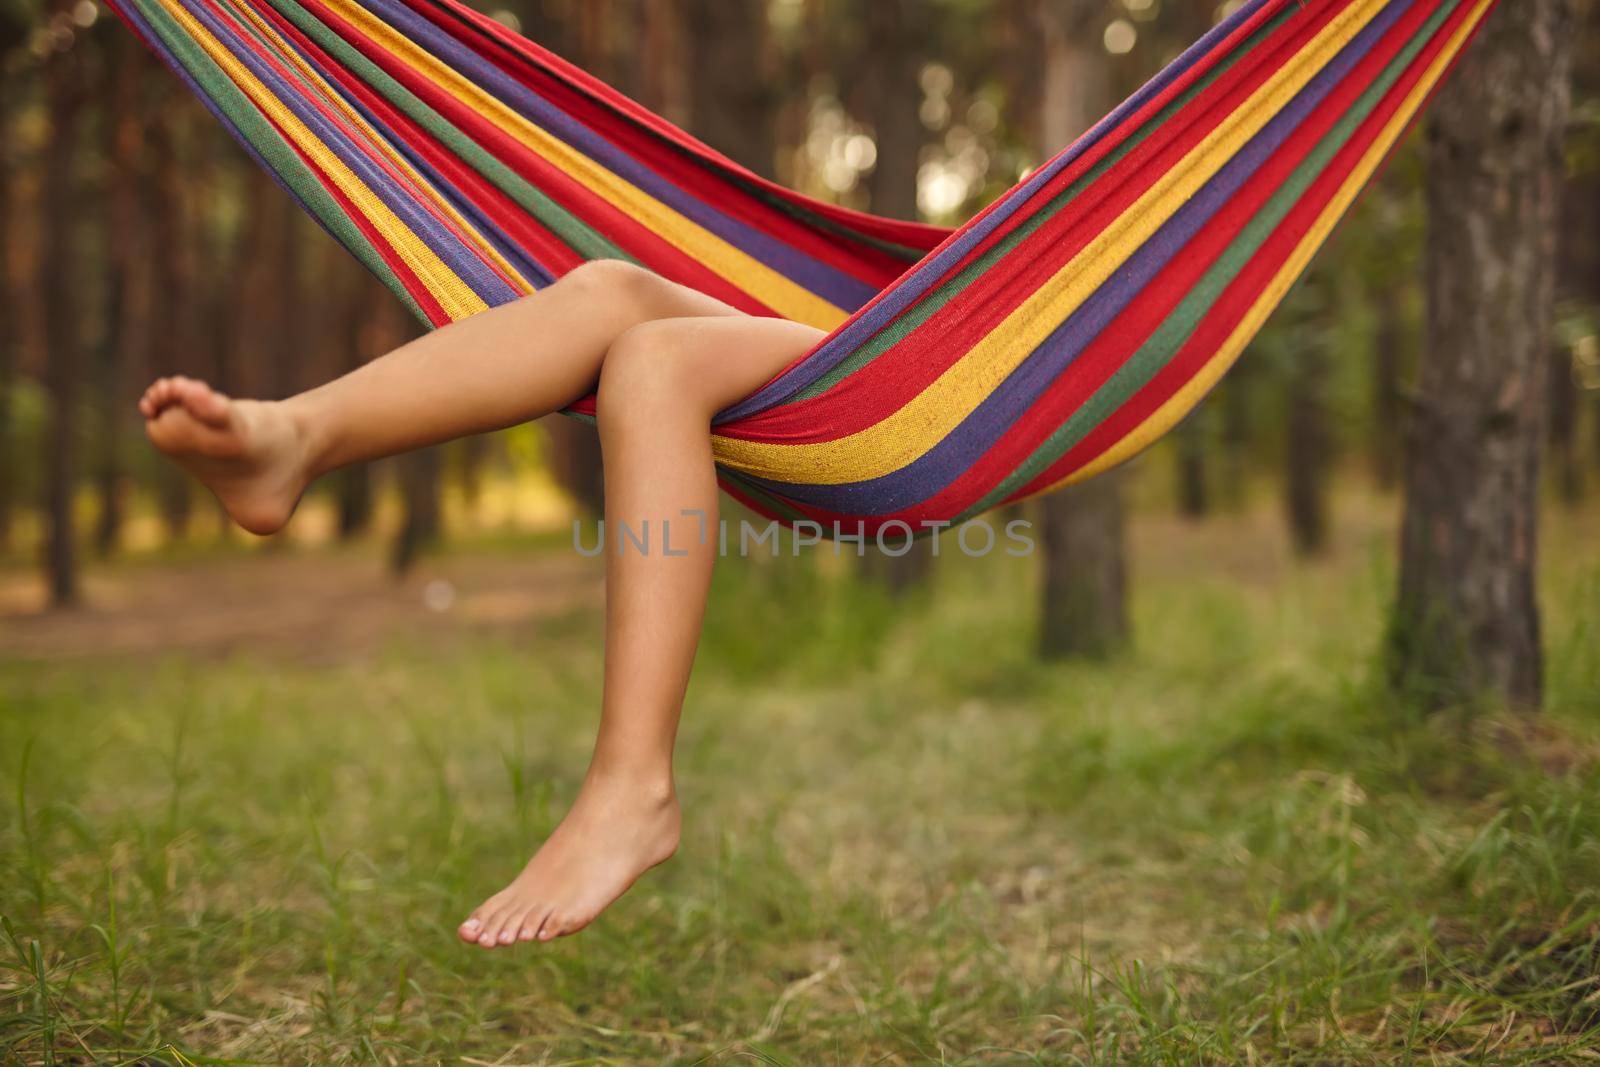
138;260;825;945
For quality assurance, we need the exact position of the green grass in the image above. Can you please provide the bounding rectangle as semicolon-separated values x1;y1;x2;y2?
2;506;1599;1063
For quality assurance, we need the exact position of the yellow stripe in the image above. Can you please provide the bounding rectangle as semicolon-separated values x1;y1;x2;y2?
1040;0;1492;495
711;0;1389;484
153;0;489;320
322;0;848;331
221;0;534;295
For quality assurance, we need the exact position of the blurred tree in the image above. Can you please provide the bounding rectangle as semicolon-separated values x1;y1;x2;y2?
1548;342;1582;504
1276;278;1334;557
325;254;384;541
147;94;201;538
1033;0;1129;660
1173;413;1210;520
684;0;776;178
387;301;436;576
0;0;27;556
1553;0;1600;502
41;0;88;604
94;29;152;555
393;446;443;576
1370;277;1407;490
0;119;15;554
1391;0;1574;711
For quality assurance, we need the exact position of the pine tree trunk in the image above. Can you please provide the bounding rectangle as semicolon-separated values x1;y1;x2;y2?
96;34;150;556
683;0;775;178
1035;0;1130;659
0;109;15;553
42;3;86;605
149;96;196;539
1039;476;1129;659
1370;280;1406;490
386;297;436;575
1548;344;1581;504
1391;0;1572;711
392;446;443;577
1174;416;1209;520
333;274;390;540
1285;329;1331;556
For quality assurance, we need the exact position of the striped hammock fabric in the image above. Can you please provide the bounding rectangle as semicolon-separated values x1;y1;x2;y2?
109;0;1497;532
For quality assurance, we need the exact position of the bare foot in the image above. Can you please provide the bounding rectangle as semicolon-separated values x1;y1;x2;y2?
139;376;310;536
458;772;681;947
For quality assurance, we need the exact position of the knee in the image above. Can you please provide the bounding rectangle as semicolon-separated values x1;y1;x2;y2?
557;259;669;312
596;321;708;424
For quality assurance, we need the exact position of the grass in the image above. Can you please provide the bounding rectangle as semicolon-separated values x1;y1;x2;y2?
2;496;1599;1063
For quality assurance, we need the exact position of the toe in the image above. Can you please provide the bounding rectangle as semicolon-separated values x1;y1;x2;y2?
500;903;538;945
526;904;557;942
478;902;519;949
459;895;503;945
558;912;595;938
184;381;231;426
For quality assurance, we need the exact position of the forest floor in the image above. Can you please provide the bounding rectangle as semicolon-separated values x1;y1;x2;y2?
2;490;1599;1063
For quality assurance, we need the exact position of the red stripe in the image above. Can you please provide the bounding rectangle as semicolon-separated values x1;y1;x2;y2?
898;0;1460;523
716;0;1338;446
313;150;452;324
406;0;934;287
296;0;781;314
253;0;585;279
1006;0;1475;503
424;0;949;256
197;0;519;293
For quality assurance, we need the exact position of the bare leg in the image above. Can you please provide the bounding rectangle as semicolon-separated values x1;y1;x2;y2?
139;263;824;944
138;260;739;534
457;315;823;946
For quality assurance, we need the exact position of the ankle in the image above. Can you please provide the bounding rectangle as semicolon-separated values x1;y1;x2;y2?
274;397;328;479
582;759;676;806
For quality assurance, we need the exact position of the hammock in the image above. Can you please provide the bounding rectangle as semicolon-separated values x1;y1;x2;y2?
108;0;1496;533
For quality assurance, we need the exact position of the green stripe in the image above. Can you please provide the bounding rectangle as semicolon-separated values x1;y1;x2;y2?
955;0;1458;522
716;467;810;524
128;0;429;321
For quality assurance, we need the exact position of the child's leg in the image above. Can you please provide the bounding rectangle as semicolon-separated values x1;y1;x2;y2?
458;315;823;947
138;260;740;534
139;265;824;945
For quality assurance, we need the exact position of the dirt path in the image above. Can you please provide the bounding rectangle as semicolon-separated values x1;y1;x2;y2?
0;549;603;663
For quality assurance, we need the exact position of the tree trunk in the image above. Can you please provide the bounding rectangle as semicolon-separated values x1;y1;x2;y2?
42;3;86;605
862;0;924;222
1390;0;1572;711
1174;415;1209;520
148;96;197;539
0;109;16;553
1039;476;1129;659
1035;0;1130;659
96;33;151;556
392;446;443;577
1370;279;1406;490
1548;343;1581;504
332;273;392;540
386;297;436;575
1284;324;1331;556
545;419;606;517
683;0;775;177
